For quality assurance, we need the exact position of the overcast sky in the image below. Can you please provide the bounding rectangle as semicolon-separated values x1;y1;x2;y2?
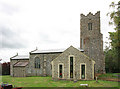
0;0;119;62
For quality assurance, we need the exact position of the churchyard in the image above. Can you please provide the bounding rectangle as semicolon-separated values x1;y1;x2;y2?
1;73;119;87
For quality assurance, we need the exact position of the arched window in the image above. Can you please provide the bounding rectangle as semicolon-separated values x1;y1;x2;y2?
34;57;40;68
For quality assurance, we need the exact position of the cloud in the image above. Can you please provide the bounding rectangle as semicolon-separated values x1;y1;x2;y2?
0;1;19;15
38;32;58;44
0;26;26;49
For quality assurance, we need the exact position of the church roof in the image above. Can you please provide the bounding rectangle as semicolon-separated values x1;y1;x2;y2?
31;49;65;54
30;48;84;54
14;61;28;67
11;55;29;60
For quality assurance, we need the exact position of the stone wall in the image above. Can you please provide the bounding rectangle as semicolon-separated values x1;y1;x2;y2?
52;46;95;80
80;11;105;73
10;59;29;77
28;52;61;76
13;65;28;77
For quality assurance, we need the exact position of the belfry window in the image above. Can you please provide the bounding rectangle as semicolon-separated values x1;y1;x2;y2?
88;23;92;30
80;38;83;49
35;57;40;68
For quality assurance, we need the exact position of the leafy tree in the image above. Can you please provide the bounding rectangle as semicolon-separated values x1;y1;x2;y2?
105;1;120;73
107;1;120;48
2;62;10;75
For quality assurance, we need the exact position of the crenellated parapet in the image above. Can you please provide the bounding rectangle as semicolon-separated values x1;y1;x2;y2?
80;11;100;19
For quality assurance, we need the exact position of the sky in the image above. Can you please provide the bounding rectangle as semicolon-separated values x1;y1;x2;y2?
0;0;119;62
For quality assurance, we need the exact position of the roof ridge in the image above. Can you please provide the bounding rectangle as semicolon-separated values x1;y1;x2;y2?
37;48;65;51
17;55;29;56
11;55;29;60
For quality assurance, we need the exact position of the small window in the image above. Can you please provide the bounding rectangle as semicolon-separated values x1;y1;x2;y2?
70;57;73;78
34;57;40;68
81;64;85;79
59;65;62;78
51;64;52;69
88;23;92;30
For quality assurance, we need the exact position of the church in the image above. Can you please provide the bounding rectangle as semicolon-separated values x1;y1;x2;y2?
10;11;105;80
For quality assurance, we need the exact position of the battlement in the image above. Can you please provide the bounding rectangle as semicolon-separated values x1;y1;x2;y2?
80;11;100;18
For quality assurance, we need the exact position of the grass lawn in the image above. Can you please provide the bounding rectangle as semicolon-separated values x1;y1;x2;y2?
98;73;120;79
0;75;119;87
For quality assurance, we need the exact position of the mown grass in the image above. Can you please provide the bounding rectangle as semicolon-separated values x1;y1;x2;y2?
0;75;119;87
98;73;120;79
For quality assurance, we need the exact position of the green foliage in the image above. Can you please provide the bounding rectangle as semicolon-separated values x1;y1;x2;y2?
105;1;120;73
2;62;10;75
107;1;120;29
104;48;119;73
98;73;120;79
107;1;120;48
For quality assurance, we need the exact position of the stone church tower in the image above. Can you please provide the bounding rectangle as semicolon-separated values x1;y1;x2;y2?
80;11;105;73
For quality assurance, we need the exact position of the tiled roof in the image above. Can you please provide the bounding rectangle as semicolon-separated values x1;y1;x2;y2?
14;61;28;67
11;55;29;60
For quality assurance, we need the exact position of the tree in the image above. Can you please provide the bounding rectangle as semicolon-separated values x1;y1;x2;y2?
105;1;120;73
2;62;10;75
107;1;120;48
